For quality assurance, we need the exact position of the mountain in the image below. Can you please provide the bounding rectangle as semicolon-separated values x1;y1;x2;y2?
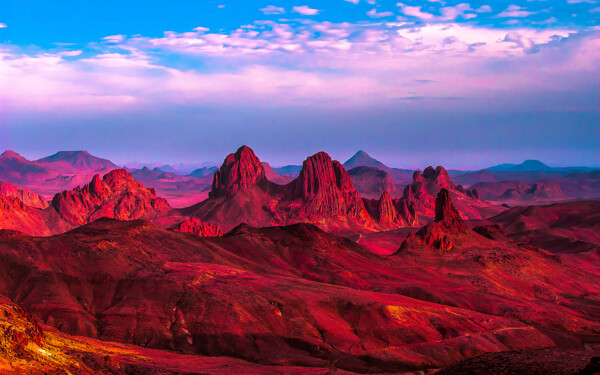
486;159;552;172
0;181;48;209
0;150;121;196
52;169;172;225
343;150;413;184
347;166;399;199
186;146;501;233
189;166;218;178
261;162;293;185
343;150;387;170
37;150;118;172
187;147;377;233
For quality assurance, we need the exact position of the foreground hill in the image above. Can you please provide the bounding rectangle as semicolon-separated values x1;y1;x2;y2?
0;295;320;375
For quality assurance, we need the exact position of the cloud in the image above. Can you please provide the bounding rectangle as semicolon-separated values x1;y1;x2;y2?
497;5;535;18
0;21;596;117
292;5;321;15
476;5;492;13
0;23;6;28
367;9;394;18
261;5;285;15
397;3;434;20
103;35;126;43
567;0;597;3
344;0;360;3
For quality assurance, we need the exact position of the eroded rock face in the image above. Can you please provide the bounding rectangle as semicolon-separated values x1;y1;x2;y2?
423;166;454;191
173;217;223;237
291;152;371;221
210;146;266;199
399;189;467;252
378;191;399;225
52;169;171;225
0;182;48;209
435;189;462;223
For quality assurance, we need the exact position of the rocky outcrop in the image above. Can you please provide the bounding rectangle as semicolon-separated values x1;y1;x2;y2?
398;189;467;252
378;191;398;225
52;169;171;225
290;152;371;221
423;166;454;192
0;181;48;209
210;146;266;198
173;217;223;237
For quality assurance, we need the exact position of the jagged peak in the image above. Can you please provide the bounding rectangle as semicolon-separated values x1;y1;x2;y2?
210;145;266;199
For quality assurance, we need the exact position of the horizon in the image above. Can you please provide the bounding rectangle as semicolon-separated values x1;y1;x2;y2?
1;1;598;168
2;147;598;171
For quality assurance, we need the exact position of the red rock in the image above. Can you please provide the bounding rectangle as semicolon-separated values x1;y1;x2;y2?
399;189;466;252
377;191;398;225
291;152;371;221
52;169;171;225
210;146;266;198
173;217;223;237
435;189;462;224
0;181;48;209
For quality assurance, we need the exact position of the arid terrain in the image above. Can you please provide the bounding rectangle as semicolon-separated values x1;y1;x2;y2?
0;146;598;374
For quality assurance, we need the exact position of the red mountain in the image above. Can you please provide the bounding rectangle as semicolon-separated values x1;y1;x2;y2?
186;147;376;233
37;150;119;172
0;181;48;209
210;146;266;198
0;150;121;197
52;169;172;226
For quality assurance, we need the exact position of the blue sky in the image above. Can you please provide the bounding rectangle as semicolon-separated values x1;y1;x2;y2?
0;0;598;168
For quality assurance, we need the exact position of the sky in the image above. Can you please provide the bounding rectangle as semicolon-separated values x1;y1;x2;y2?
0;0;598;169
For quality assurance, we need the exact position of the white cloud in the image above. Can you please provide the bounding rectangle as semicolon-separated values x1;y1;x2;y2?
476;5;492;12
292;5;321;15
103;35;126;43
397;3;435;20
344;0;360;4
0;23;7;28
261;5;285;14
497;5;535;17
367;9;394;18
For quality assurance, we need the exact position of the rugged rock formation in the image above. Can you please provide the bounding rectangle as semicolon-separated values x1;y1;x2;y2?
290;152;371;222
0;181;48;209
399;189;467;252
435;188;465;229
377;191;398;225
210;146;266;198
423;166;455;193
52;169;171;225
173;217;223;237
